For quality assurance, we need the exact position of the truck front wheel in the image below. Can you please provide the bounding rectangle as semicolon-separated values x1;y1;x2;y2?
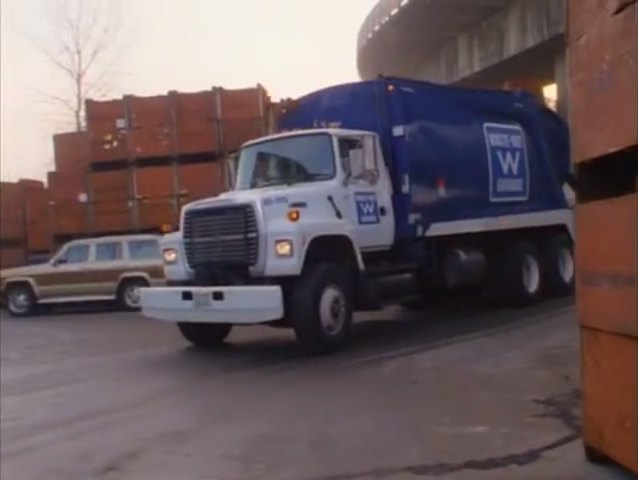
177;323;232;349
289;264;353;355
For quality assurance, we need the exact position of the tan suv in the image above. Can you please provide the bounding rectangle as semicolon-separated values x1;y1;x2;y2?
1;234;165;317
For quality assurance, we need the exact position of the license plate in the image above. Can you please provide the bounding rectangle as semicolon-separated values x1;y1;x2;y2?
193;292;211;308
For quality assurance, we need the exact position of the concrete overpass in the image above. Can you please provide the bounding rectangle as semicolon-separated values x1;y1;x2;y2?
357;0;567;117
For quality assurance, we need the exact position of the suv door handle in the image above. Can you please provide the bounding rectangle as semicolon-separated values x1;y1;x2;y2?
380;206;387;216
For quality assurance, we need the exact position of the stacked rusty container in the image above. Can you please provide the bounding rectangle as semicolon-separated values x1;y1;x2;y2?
568;0;638;473
0;180;51;268
46;84;274;245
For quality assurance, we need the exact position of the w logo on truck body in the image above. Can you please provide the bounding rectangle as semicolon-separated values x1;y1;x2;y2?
484;123;530;202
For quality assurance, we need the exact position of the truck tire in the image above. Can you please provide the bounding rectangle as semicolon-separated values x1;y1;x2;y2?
542;233;575;296
498;241;544;306
290;264;353;355
5;284;36;317
177;323;232;349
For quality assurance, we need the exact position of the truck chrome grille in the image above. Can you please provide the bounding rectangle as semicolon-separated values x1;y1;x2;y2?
183;205;258;268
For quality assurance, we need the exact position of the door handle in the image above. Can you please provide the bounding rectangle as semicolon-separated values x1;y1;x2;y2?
380;206;387;216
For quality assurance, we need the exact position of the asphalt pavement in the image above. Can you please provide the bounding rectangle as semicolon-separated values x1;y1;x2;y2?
0;298;634;480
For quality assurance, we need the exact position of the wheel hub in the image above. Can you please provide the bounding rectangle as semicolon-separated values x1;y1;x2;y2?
319;286;346;335
9;291;30;314
558;248;574;283
522;255;540;294
126;286;141;307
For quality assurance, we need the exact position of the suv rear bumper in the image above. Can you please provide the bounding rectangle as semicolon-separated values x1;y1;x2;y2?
140;286;284;325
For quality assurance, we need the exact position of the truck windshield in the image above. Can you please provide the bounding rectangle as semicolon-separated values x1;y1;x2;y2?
235;134;335;190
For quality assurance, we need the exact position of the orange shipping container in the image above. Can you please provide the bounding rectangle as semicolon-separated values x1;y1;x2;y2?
89;170;131;202
581;327;638;473
0;245;26;269
576;193;638;338
134;165;176;199
53;131;91;174
177;162;226;201
568;1;638;162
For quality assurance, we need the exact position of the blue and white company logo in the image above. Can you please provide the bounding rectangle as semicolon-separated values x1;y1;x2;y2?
483;123;530;202
354;192;380;225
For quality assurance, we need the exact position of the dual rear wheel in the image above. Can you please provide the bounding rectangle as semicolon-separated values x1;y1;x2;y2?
490;233;574;305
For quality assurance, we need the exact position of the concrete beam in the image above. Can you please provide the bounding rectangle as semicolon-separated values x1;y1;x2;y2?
411;0;566;84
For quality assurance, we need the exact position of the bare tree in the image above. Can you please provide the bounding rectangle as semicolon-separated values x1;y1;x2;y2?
37;0;122;131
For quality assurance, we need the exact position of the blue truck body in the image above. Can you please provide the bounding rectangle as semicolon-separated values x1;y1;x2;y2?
279;77;571;241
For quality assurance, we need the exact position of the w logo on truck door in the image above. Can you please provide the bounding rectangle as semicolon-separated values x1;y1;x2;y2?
354;192;380;225
484;123;530;202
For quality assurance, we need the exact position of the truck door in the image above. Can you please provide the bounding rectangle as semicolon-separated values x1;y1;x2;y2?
338;135;394;251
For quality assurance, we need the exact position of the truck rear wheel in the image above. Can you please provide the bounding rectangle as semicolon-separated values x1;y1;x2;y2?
542;233;575;296
289;264;353;355
177;323;232;349
497;241;544;306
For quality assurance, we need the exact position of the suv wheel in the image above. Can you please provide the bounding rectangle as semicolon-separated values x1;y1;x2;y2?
5;284;36;317
118;278;149;311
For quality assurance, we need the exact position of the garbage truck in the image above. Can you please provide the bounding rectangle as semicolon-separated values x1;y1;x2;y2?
140;77;575;354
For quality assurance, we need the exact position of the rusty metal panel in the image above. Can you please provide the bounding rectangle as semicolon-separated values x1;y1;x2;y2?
47;171;88;203
22;182;51;252
53;131;91;174
0;182;25;242
219;85;269;121
0;246;26;268
569;2;638;162
576;193;638;338
91;200;133;233
50;201;89;236
222;118;269;152
133;165;177;199
136;198;178;230
177;162;226;201
86;98;129;164
581;327;638;474
88;170;131;202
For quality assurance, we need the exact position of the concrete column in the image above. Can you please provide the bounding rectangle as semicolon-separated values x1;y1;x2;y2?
554;49;568;120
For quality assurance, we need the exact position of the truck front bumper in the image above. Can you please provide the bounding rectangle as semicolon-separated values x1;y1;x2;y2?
140;286;284;325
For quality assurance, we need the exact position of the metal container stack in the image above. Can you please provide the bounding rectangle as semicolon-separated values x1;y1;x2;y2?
568;0;638;473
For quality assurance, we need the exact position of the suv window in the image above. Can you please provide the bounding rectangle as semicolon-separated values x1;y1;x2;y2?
128;239;160;260
62;244;90;264
95;242;122;262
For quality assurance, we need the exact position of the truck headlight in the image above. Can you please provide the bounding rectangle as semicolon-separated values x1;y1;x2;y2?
274;239;293;257
162;248;178;264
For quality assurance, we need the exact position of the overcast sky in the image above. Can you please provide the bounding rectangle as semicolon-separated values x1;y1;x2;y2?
0;0;377;182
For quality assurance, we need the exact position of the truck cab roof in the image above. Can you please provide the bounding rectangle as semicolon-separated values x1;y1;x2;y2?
241;128;374;148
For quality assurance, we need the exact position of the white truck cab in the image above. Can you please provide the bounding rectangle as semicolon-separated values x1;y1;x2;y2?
141;129;396;353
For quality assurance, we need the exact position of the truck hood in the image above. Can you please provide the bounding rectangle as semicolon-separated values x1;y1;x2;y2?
184;184;334;212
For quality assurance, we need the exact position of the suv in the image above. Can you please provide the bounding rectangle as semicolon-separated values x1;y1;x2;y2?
1;234;165;316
